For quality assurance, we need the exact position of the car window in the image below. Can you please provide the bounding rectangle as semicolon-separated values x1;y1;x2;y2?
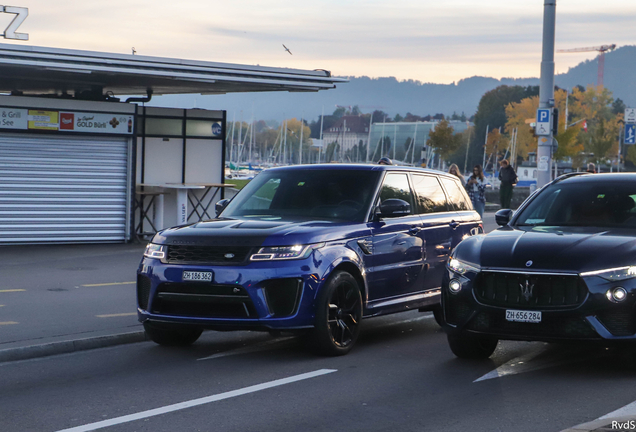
516;182;636;227
440;177;471;211
222;169;380;222
379;173;414;212
411;174;449;214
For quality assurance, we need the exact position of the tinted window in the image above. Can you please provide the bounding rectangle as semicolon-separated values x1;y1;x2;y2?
516;181;636;228
440;178;471;211
411;175;448;214
222;169;380;222
380;173;414;211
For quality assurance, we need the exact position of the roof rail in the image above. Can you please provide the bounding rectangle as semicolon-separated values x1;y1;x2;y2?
553;172;587;183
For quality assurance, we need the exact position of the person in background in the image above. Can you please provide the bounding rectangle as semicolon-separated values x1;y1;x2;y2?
466;165;487;217
586;162;596;173
448;164;465;187
498;159;517;209
378;157;393;165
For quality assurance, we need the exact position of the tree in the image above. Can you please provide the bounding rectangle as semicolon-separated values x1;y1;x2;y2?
426;119;462;165
333;107;346;118
393;113;404;123
587;119;618;166
372;110;388;123
284;118;312;164
613;98;626;116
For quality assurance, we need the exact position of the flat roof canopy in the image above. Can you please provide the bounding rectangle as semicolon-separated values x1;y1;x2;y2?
0;43;347;98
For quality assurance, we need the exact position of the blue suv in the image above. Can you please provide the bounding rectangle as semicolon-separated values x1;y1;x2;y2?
137;164;482;355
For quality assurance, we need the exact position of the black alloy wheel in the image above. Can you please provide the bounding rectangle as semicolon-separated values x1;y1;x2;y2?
311;270;363;356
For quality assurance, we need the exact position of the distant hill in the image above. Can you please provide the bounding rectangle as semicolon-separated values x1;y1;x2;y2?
150;45;636;122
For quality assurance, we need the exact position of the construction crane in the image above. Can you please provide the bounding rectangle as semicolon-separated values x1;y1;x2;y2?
557;44;616;87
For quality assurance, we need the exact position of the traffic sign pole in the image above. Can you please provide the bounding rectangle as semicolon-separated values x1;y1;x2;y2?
537;0;556;188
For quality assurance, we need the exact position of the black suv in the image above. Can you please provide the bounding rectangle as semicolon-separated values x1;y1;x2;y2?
442;173;636;358
138;164;482;355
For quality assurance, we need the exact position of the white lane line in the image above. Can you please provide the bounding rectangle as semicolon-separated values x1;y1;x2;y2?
0;289;25;293
599;400;636;419
197;337;297;361
95;313;137;318
81;282;135;287
55;369;337;432
474;346;550;382
0;321;18;325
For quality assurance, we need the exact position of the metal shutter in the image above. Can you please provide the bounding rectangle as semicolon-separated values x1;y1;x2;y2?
0;134;130;244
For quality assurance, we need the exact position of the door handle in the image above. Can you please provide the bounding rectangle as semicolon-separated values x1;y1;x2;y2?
408;226;421;235
449;221;460;230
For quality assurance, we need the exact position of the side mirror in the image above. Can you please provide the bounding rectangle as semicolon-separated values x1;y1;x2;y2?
495;208;514;226
379;199;411;218
215;199;230;217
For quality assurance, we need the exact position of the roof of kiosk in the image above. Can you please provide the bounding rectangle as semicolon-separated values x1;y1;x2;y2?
0;43;346;97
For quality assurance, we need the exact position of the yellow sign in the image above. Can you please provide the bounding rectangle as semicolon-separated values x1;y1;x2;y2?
28;110;58;130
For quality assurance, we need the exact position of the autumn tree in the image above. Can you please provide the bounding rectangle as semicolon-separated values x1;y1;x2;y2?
426;119;462;165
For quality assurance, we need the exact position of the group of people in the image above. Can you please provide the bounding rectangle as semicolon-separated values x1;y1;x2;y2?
448;161;517;218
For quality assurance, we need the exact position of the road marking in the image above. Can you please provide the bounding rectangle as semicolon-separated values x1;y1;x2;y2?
599;400;636;420
197;337;297;361
81;282;135;287
0;289;25;293
54;369;337;432
95;313;137;318
0;321;18;325
474;344;606;383
0;305;4;307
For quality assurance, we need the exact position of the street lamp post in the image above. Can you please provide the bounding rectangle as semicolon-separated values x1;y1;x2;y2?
537;0;557;188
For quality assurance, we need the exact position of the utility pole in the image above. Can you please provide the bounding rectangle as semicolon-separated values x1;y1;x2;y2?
537;0;557;188
299;117;304;165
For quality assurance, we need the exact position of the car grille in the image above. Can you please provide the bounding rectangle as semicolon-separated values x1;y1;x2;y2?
262;278;302;317
166;245;253;265
597;306;636;336
151;282;258;318
137;274;151;310
474;272;587;309
466;311;597;339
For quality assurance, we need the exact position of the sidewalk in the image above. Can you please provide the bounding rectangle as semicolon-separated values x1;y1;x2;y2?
0;242;148;362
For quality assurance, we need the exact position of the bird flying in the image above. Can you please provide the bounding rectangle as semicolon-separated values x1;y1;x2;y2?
282;44;292;55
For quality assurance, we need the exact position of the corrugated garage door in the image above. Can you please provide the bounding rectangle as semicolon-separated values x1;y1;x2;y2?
0;135;130;244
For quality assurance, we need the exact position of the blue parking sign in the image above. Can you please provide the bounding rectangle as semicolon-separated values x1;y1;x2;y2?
536;109;551;136
626;124;636;145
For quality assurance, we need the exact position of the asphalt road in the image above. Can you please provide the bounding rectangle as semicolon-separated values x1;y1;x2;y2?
2;311;636;432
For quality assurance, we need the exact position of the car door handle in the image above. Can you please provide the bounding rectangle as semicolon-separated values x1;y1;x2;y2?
408;226;421;235
449;221;460;230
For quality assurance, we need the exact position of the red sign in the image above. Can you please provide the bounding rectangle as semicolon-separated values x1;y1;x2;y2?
60;113;74;130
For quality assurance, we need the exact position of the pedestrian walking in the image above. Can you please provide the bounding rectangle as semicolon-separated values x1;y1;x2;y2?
466;165;487;217
586;163;596;173
448;163;465;187
498;159;517;209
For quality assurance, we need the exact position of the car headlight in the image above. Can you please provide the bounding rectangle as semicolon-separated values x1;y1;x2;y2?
144;243;166;259
448;258;480;275
580;266;636;281
250;243;324;261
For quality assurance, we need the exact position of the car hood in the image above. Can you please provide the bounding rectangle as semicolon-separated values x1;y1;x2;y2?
456;225;636;274
151;218;370;247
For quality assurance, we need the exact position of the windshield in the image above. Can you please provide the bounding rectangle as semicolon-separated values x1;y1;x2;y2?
222;169;380;222
515;180;636;228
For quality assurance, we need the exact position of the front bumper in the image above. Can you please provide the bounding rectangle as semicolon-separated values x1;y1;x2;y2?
137;256;326;331
441;269;636;342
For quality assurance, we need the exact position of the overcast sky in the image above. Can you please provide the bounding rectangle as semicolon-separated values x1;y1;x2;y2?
1;1;634;83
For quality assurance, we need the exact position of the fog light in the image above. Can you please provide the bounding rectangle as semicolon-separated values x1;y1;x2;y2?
449;279;462;293
606;287;627;303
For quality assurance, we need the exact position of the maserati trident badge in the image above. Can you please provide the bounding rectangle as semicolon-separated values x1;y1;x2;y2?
520;278;534;301
526;260;533;267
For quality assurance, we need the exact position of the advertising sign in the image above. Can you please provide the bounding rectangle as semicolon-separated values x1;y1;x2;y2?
59;112;134;134
28;110;59;130
0;108;27;129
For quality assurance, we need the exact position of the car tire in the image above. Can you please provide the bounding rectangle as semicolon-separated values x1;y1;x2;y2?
144;322;203;346
432;306;443;326
447;332;498;359
310;270;363;356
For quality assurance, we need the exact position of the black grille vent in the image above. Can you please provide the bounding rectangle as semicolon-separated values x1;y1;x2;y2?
444;296;473;325
166;245;253;265
475;272;587;309
137;274;151;310
263;279;302;317
466;312;597;339
597;307;636;336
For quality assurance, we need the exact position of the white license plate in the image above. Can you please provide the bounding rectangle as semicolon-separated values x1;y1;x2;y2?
182;271;212;282
506;309;542;323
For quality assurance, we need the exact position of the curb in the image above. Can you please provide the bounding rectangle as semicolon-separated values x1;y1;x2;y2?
0;331;148;363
